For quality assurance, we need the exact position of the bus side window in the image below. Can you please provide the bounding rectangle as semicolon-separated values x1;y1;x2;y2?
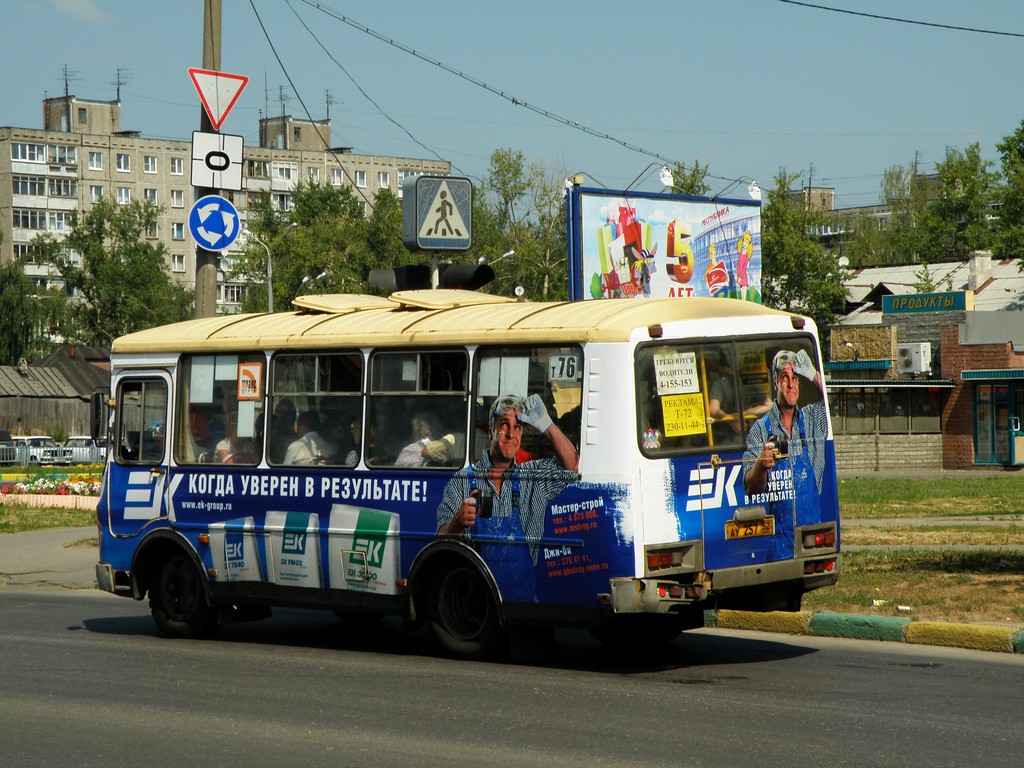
115;378;167;465
367;350;469;469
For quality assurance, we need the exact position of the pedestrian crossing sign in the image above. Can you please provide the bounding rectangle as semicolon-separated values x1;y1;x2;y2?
402;176;473;251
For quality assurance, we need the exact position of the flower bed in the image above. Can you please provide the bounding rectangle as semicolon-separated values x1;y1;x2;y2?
1;475;102;497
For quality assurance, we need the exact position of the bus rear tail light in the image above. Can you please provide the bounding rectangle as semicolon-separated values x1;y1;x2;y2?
647;551;677;570
804;558;836;575
802;530;835;548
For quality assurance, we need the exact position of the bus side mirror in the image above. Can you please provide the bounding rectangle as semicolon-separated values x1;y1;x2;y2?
91;391;109;441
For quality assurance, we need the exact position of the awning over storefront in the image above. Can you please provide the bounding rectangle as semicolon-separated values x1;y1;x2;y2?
825;378;955;389
961;369;1024;381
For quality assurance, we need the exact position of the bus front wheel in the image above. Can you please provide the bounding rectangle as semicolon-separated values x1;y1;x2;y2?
149;552;218;639
429;565;506;660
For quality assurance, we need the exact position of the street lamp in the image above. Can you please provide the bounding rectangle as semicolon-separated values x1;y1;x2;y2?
241;222;298;312
298;271;328;295
477;249;515;266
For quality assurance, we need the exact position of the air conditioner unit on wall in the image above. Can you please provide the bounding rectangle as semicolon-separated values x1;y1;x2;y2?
897;342;932;374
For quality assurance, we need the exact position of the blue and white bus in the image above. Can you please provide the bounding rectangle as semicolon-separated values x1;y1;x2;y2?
95;289;840;658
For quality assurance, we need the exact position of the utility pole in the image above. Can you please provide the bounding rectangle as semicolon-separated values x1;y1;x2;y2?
194;0;222;319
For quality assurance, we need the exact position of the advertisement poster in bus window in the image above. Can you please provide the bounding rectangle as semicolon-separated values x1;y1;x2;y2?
574;189;761;302
740;345;829;560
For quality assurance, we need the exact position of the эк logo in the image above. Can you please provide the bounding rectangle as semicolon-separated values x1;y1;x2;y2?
685;464;740;512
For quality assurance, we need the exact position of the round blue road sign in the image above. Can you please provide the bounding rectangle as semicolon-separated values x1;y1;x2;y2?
189;194;240;251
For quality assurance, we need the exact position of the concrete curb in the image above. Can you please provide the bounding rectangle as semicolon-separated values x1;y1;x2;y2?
704;609;1024;654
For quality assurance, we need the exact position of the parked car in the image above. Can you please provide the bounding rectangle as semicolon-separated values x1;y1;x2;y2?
12;436;72;465
64;435;104;465
0;429;15;466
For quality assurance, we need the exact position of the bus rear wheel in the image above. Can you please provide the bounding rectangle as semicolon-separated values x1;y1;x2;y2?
149;552;218;639
429;565;506;660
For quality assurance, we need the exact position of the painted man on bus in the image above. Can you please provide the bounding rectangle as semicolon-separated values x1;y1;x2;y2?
436;393;580;602
742;349;828;560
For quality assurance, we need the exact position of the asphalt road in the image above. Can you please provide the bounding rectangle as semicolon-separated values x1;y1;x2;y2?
1;588;1023;768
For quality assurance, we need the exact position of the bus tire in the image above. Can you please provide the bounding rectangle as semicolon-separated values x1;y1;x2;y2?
149;551;218;639
428;564;507;660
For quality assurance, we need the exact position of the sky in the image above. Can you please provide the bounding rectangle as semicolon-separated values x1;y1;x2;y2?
4;0;1024;209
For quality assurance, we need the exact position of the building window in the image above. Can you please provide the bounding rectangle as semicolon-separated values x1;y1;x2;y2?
13;209;47;230
12;143;46;162
88;151;103;170
274;163;295;180
48;178;77;197
144;155;158;174
78;107;87;124
12;175;45;196
355;170;367;188
331;168;343;186
308;167;320;182
172;253;185;273
293;127;302;142
48;145;77;165
48;212;71;232
170;157;184;175
14;243;42;261
171;189;184;208
90;185;104;203
144;188;158;204
378;171;390;189
171;222;185;240
246;192;263;209
247;160;269;178
116;153;131;172
221;284;243;304
274;193;292;212
146;222;158;239
116;187;132;205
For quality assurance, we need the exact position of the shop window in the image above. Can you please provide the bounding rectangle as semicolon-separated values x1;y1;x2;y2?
878;389;909;434
846;389;877;435
910;389;942;433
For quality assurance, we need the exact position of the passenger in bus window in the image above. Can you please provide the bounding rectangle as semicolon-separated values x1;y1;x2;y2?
284;410;334;465
215;412;255;464
394;412;439;467
435;393;580;600
742;349;828;559
708;350;771;444
345;419;362;466
268;399;297;463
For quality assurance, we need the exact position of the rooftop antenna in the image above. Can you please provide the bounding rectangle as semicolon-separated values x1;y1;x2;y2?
325;89;333;120
110;68;132;102
59;64;80;98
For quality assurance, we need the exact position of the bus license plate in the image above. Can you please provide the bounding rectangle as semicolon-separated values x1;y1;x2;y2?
725;516;775;540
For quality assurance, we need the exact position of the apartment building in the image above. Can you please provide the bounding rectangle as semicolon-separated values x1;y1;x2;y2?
1;95;450;313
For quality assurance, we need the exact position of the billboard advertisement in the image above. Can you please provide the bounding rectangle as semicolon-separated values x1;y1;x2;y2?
567;186;762;303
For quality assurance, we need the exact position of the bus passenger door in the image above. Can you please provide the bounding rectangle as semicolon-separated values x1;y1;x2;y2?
102;373;172;537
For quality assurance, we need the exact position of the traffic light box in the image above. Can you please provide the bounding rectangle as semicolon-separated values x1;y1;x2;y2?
368;262;494;292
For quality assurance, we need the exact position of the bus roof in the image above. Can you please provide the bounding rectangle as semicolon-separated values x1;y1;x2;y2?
111;290;800;354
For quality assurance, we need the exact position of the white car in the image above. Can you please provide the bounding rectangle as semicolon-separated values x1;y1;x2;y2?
64;436;104;465
12;436;72;465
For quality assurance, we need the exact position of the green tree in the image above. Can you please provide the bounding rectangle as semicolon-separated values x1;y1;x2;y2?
761;170;847;332
0;258;37;364
233;181;377;311
475;149;569;300
34;199;192;347
994;120;1024;261
918;143;999;263
668;160;710;197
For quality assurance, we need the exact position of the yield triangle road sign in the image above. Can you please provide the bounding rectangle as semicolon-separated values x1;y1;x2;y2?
188;67;249;130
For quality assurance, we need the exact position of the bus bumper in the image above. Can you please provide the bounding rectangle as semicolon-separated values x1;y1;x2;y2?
608;576;708;614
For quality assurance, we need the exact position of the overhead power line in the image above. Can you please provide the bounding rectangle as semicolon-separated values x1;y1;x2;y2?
295;0;735;184
777;0;1024;38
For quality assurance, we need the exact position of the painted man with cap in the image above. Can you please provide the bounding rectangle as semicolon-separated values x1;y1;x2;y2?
436;393;580;601
742;349;828;559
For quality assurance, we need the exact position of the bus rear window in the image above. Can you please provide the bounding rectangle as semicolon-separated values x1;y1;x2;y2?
636;339;818;457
